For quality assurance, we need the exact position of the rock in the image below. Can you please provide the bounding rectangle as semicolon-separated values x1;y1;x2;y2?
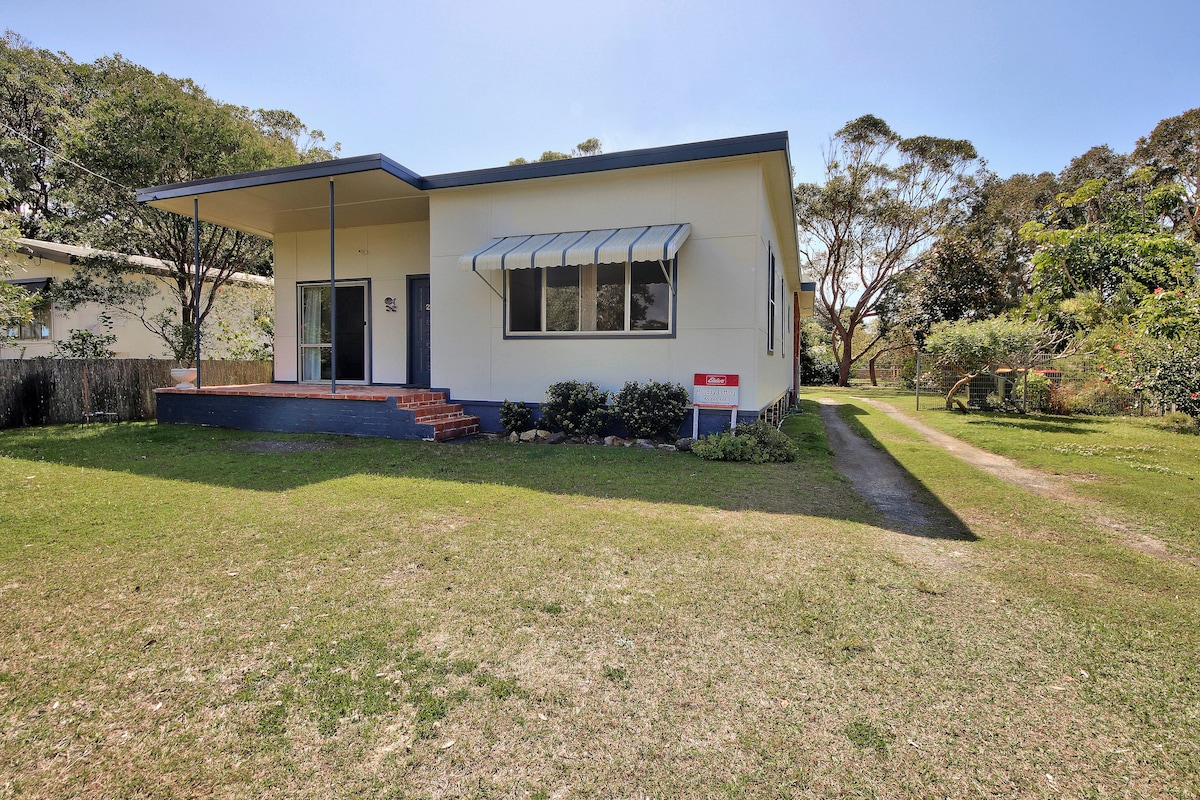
547;431;567;444
635;438;657;449
586;435;602;446
519;429;538;442
534;429;552;440
675;437;694;452
657;444;677;452
509;432;520;443
603;435;623;446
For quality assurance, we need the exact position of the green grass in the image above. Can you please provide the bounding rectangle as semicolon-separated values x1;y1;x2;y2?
1;404;1198;799
824;384;1200;553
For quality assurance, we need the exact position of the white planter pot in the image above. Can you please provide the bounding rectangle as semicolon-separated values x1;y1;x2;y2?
170;367;198;389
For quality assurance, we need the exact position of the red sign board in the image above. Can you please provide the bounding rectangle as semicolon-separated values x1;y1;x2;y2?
694;373;740;387
693;374;739;408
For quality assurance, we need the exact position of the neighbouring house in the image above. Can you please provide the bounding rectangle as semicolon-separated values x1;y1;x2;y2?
139;132;806;440
1;238;273;360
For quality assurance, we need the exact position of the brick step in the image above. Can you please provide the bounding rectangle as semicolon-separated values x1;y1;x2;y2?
396;391;447;409
428;414;480;441
412;402;464;423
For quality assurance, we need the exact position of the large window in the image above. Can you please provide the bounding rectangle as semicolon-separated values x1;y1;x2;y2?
507;260;673;336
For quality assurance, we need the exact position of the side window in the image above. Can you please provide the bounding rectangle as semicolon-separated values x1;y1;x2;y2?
767;245;776;353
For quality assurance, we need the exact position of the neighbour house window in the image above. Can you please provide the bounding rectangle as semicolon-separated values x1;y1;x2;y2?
767;246;777;352
6;296;51;341
507;260;673;335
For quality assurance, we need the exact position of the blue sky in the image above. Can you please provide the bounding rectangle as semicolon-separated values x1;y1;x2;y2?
4;0;1198;183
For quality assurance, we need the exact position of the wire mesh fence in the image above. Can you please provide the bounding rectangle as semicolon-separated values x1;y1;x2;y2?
0;359;273;429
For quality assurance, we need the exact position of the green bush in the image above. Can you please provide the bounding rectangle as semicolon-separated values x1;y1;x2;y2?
1051;379;1135;415
1159;411;1200;435
542;381;612;436
801;355;839;386
613;380;689;439
692;420;798;463
1013;371;1052;411
498;399;531;434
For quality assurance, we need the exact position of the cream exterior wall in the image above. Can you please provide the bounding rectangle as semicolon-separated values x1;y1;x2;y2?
427;155;798;412
271;221;430;383
0;253;257;360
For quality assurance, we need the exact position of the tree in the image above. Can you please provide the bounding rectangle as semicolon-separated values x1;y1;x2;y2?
0;31;94;240
50;55;336;363
1105;287;1200;418
509;138;602;166
796;115;982;385
923;316;1059;411
1133;107;1200;242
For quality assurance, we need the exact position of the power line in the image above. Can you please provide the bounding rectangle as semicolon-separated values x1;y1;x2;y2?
0;120;132;192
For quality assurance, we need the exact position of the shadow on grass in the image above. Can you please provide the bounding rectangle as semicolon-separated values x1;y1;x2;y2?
948;412;1106;436
0;403;871;523
0;401;981;540
824;402;976;542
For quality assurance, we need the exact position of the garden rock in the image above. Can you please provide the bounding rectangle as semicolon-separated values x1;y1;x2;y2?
547;432;567;444
657;444;677;452
519;429;538;442
509;432;520;443
603;435;624;446
675;437;694;451
635;438;657;449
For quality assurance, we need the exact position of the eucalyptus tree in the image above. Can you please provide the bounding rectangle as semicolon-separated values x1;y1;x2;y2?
795;115;982;385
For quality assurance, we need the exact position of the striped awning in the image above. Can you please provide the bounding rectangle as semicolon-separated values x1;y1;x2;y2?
460;223;691;271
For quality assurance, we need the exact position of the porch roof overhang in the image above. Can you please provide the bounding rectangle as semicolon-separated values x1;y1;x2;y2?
459;224;692;271
136;155;430;239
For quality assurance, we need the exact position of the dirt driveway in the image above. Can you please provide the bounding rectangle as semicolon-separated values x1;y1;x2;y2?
817;396;1198;565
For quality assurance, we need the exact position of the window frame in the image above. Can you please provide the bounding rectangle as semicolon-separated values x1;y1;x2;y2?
503;258;677;340
6;296;52;341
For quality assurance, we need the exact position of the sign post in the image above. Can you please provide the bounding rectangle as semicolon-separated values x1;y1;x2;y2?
692;373;739;439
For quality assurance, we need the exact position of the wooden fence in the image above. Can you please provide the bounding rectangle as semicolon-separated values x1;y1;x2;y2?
0;359;273;429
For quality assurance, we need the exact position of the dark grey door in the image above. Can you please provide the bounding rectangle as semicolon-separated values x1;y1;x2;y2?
408;275;431;387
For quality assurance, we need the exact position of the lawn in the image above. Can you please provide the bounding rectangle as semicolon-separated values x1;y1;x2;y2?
1;404;1197;799
824;384;1200;554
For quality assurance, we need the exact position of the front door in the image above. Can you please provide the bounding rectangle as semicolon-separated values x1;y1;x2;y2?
407;275;431;387
299;281;369;383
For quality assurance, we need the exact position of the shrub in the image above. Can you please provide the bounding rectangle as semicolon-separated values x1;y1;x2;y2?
1014;371;1052;411
691;431;762;462
692;420;798;463
801;356;839;386
1051;379;1136;416
541;381;612;435
1159;411;1200;435
498;399;531;434
613;380;689;439
732;420;798;462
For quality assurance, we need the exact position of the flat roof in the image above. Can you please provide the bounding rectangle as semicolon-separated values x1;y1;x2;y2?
135;131;800;280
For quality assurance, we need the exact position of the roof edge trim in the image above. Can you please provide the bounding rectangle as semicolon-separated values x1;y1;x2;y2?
135;154;423;204
423;131;791;189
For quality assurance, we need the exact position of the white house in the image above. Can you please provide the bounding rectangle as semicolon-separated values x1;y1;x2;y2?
140;132;804;440
1;238;273;360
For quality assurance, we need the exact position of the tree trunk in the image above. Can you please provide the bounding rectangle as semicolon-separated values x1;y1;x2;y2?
945;373;976;410
868;352;880;386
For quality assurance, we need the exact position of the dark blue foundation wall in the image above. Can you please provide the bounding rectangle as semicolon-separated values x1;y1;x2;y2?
459;400;758;439
157;393;437;439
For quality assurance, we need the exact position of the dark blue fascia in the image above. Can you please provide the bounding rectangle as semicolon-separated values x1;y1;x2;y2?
135;133;792;201
422;131;791;189
136;154;424;203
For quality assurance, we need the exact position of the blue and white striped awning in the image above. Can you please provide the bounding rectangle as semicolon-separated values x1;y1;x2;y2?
459;223;691;271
